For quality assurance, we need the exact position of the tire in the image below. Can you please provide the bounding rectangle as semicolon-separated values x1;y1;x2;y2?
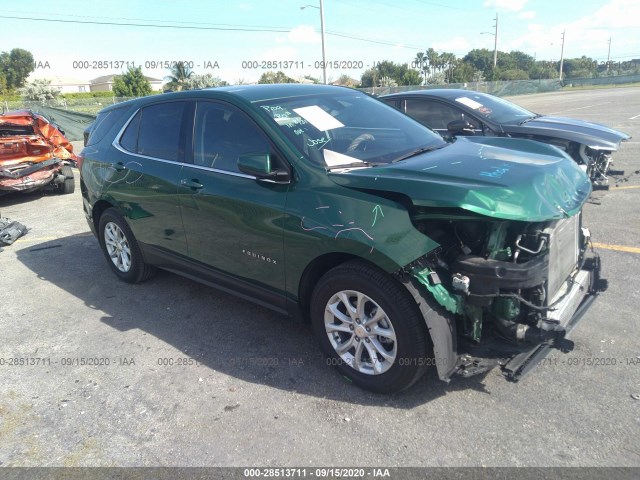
98;208;156;283
59;165;75;194
310;260;430;393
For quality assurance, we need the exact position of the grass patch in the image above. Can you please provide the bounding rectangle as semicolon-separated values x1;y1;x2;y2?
561;82;640;91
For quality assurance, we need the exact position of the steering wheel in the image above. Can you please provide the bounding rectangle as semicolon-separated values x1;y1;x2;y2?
346;133;375;153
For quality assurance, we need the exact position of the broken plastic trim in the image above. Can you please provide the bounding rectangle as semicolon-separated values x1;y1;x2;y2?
411;266;463;315
0;217;28;245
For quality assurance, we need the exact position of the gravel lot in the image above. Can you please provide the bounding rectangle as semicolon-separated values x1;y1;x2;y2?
1;87;639;468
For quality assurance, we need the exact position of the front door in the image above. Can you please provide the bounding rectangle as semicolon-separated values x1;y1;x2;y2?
404;98;482;136
178;100;289;306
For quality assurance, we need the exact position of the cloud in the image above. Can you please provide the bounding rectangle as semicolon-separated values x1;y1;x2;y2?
570;0;640;29
483;0;528;11
259;46;298;62
432;37;471;54
505;0;640;60
518;10;536;19
288;25;320;44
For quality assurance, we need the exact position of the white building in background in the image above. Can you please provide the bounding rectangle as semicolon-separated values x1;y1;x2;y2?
24;75;92;94
24;73;164;94
89;74;164;92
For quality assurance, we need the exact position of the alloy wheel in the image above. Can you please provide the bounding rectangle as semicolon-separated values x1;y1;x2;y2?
104;221;132;273
324;290;397;375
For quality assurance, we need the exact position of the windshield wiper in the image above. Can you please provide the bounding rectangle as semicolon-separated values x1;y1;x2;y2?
326;161;380;171
391;143;446;163
519;114;541;125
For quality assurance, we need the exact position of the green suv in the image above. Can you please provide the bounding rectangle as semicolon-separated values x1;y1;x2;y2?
80;84;603;393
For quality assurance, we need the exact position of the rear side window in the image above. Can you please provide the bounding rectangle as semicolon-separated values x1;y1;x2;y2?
136;102;187;161
119;111;141;153
86;107;128;147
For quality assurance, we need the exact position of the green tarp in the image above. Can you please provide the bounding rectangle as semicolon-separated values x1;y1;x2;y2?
30;105;96;142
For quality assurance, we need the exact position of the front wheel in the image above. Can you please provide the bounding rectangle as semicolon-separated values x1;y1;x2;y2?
98;208;156;283
310;261;430;393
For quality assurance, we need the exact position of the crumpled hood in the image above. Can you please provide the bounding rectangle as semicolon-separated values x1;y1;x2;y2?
503;115;631;150
328;136;592;222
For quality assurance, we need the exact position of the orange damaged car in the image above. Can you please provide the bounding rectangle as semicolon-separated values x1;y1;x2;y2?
0;110;77;195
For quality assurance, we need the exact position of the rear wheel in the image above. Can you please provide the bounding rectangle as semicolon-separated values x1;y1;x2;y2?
310;261;430;393
58;165;75;194
98;208;156;283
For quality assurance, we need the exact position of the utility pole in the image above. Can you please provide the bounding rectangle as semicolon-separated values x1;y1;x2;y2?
301;1;327;84
607;37;612;72
493;13;498;68
319;0;327;84
480;14;498;69
559;30;565;81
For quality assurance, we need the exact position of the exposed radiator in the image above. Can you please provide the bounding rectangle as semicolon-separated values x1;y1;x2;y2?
545;212;580;301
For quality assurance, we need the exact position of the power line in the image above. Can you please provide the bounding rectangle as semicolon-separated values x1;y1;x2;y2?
0;14;427;51
325;31;424;50
0;15;291;32
1;9;285;29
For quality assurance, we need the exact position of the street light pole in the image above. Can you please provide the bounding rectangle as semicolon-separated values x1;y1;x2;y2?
480;14;498;70
319;0;327;84
559;30;565;81
493;13;498;68
607;37;612;72
301;1;327;84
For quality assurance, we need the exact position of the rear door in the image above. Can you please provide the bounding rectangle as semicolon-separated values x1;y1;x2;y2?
107;100;190;257
178;100;289;307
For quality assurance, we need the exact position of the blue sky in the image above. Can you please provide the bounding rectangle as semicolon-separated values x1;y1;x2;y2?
2;0;639;84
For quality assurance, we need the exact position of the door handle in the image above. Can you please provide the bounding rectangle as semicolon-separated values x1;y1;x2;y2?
113;162;126;172
180;178;204;190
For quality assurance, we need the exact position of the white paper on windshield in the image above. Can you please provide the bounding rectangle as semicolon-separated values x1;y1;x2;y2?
323;149;364;167
455;97;483;110
293;106;344;131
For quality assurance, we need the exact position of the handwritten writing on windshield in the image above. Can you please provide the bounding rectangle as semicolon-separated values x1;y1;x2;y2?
307;137;329;148
261;105;308;132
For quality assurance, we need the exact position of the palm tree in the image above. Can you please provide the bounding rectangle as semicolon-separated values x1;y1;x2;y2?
425;48;439;83
164;62;193;92
440;52;457;83
414;52;427;85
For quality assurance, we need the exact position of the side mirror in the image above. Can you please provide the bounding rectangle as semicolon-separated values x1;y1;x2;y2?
447;119;476;136
238;153;290;183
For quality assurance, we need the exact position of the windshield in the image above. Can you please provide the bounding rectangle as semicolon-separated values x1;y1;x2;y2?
255;92;446;168
452;92;536;124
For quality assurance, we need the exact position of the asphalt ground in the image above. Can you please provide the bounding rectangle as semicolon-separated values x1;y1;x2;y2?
0;87;639;468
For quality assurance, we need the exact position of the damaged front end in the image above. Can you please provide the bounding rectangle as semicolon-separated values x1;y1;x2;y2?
327;135;603;383
407;209;604;382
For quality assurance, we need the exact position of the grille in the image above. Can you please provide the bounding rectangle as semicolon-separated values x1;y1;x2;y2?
545;212;580;301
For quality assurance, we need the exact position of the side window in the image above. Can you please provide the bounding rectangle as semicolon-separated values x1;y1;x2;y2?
137;102;187;161
86;107;128;146
193;101;271;172
119;110;141;153
405;99;475;130
382;98;402;110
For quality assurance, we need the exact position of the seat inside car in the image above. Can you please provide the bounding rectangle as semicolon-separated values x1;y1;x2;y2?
209;113;268;173
196;108;227;168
